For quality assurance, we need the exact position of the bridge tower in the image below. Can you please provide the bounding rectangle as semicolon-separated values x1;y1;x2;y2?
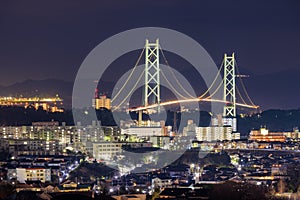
223;53;237;132
144;39;160;112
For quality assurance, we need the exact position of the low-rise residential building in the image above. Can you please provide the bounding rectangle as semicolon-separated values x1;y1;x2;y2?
249;128;286;142
93;142;123;160
149;136;170;149
93;142;153;160
152;177;172;188
196;126;234;141
0;139;61;156
122;126;163;137
54;182;91;192
8;167;51;183
271;164;288;176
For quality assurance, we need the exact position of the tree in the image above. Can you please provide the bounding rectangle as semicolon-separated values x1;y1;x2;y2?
0;182;15;200
297;185;300;199
209;181;267;200
287;163;300;192
277;179;286;194
151;188;160;200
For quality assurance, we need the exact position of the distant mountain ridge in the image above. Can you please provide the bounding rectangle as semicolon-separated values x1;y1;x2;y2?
245;69;300;110
0;68;299;110
0;79;74;108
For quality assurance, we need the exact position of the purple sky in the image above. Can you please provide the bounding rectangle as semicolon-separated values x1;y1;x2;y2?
0;0;299;109
0;1;299;85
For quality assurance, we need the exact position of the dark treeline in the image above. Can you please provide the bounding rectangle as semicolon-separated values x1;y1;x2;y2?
0;106;74;126
238;109;300;134
1;106;300;136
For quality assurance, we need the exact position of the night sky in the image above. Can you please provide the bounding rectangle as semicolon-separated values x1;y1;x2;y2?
0;0;299;109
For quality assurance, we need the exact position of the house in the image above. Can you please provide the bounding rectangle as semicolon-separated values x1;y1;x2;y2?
112;194;146;200
54;182;91;192
152;177;172;188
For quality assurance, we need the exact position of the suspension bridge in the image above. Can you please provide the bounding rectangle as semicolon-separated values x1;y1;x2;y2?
110;39;259;121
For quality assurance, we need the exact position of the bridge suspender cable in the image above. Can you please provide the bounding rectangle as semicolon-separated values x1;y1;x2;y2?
205;79;224;99
160;70;191;100
111;47;145;103
159;47;195;99
234;60;256;106
236;86;248;105
111;42;258;111
160;47;225;100
112;69;145;111
198;60;224;99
